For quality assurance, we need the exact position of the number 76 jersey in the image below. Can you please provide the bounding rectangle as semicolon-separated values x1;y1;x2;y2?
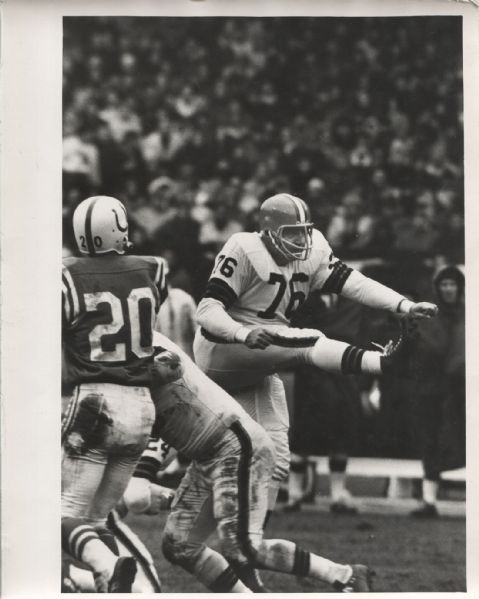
204;229;351;328
62;254;168;387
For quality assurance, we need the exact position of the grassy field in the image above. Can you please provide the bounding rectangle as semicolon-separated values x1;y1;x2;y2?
125;509;466;593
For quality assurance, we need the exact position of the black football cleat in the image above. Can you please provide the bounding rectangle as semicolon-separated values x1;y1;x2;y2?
411;502;439;519
283;499;303;512
380;317;417;377
108;556;137;593
333;564;375;592
231;563;270;592
330;501;358;515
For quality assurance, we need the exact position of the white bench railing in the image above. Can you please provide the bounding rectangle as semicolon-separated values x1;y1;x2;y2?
309;457;465;499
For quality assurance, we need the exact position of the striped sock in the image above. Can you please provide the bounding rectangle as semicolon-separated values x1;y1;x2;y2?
310;338;381;375
341;345;366;374
209;565;246;592
61;518;116;580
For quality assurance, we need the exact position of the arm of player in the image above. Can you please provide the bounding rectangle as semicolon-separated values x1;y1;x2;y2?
196;297;251;342
196;237;276;347
196;298;276;348
314;240;437;318
339;270;437;318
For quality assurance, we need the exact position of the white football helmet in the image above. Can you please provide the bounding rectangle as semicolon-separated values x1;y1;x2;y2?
73;195;131;256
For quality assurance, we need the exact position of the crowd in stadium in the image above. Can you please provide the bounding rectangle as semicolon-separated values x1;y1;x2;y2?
62;14;465;456
63;16;464;303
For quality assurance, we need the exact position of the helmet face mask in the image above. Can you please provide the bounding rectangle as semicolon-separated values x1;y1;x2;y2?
259;193;313;261
73;195;131;256
273;223;313;261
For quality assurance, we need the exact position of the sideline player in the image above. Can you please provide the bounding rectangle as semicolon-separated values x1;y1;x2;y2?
61;195;168;592
194;193;438;514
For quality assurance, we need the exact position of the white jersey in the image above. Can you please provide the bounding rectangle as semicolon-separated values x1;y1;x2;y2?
202;229;351;328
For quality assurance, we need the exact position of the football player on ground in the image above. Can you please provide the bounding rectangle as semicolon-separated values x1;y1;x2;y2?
194;192;438;519
147;330;411;593
61;195;168;592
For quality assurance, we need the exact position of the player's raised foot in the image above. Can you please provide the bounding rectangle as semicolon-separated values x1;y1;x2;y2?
380;318;417;376
333;564;375;593
411;502;439;519
108;556;137;592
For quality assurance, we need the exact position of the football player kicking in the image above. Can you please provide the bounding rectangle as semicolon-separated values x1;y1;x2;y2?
194;193;438;523
61;195;168;592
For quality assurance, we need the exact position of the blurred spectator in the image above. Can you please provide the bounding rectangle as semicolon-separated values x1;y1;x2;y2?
63;123;100;195
393;190;440;257
63;15;464;305
326;189;376;257
141;109;190;173
172;84;206;120
99;96;142;143
129;177;178;245
409;265;465;518
198;202;243;254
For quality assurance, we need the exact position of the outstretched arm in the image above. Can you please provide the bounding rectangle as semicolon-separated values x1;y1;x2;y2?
339;269;437;318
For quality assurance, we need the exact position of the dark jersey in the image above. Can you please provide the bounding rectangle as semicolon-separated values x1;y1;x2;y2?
62;254;168;386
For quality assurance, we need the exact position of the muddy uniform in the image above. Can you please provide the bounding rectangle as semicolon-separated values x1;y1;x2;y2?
150;331;275;574
61;254;167;525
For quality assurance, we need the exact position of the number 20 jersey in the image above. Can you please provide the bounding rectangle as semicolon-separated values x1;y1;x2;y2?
62;254;168;387
203;229;352;328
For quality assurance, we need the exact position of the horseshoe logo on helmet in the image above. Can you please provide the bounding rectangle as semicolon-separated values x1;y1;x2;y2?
112;208;128;232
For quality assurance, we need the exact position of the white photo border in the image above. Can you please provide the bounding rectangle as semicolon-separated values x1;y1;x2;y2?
1;0;478;597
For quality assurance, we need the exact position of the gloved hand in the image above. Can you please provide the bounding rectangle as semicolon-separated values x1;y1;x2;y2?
151;350;184;385
409;302;438;319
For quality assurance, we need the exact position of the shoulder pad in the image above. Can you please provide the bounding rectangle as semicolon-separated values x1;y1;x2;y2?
136;255;169;278
311;228;331;253
233;232;277;281
62;256;79;269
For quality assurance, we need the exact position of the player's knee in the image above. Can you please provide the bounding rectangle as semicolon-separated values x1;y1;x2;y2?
273;457;290;483
162;533;203;571
270;434;290;482
64;393;112;453
257;430;276;462
122;478;151;514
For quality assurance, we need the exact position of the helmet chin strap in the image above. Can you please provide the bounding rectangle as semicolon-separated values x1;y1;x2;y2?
262;231;295;264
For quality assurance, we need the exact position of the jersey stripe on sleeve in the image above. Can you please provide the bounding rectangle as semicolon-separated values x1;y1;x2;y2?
203;277;238;309
62;282;72;323
153;257;169;306
321;260;353;294
62;264;80;324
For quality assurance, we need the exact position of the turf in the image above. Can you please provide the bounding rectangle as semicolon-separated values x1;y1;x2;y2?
125;509;466;593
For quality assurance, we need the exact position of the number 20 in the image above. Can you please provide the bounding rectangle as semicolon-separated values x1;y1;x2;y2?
84;287;155;362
